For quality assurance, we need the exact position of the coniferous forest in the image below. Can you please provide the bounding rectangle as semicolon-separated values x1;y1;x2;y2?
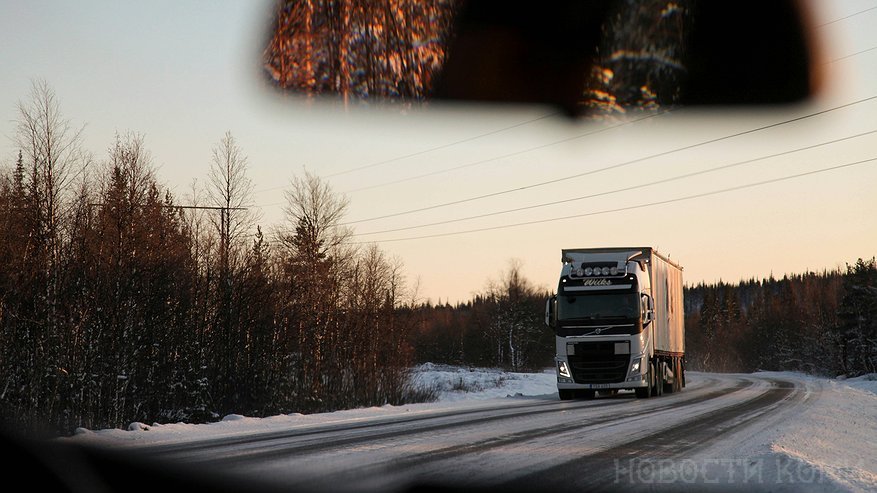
0;82;417;435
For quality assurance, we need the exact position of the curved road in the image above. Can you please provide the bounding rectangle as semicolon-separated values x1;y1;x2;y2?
122;373;811;492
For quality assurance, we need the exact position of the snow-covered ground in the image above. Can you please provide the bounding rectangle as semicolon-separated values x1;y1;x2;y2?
411;362;558;401
728;371;877;492
70;364;559;447
662;371;877;493
839;372;877;396
68;367;877;492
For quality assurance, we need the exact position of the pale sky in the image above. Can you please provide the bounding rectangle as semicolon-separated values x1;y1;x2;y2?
2;1;876;304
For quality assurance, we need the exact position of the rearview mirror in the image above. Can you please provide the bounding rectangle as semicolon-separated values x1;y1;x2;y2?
264;0;818;115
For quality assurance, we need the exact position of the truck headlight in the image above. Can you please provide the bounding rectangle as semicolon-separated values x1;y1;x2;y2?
629;355;645;375
558;361;572;378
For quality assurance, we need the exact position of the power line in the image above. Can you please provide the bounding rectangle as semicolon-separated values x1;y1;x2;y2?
342;109;671;194
816;5;877;27
828;45;877;64
351;129;877;236
340;95;877;226
326;112;560;178
88;203;247;211
255;200;286;208
251;111;560;195
353;156;877;244
251;109;668;206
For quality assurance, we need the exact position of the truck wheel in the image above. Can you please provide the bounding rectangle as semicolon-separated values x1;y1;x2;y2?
652;362;664;397
635;363;654;398
674;359;683;392
559;389;574;400
663;361;675;394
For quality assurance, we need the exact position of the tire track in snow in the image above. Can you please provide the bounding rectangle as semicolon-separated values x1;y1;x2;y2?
511;378;802;492
141;395;573;458
274;377;753;490
161;392;639;464
148;376;718;464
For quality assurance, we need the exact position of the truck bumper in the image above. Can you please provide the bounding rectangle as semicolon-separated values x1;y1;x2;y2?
556;375;648;391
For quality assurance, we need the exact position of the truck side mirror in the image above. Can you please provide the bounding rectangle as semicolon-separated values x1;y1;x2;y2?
545;296;557;329
642;294;655;325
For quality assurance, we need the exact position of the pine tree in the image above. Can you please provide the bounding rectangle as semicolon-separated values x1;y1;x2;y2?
838;258;877;376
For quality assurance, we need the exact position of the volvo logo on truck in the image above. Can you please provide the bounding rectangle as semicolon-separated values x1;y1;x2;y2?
545;247;685;400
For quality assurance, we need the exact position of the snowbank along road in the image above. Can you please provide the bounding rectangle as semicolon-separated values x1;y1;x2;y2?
72;371;877;492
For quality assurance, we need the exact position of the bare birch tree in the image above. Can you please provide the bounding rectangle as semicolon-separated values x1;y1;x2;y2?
9;80;86;428
208;131;255;268
206;132;256;412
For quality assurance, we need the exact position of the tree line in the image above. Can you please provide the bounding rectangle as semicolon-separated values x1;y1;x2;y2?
0;82;419;435
410;261;877;379
408;260;555;372
685;261;877;376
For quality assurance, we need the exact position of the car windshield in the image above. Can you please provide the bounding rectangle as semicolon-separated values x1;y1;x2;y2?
1;1;876;492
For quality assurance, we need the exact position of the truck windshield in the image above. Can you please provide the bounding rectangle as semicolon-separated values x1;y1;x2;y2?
559;292;639;320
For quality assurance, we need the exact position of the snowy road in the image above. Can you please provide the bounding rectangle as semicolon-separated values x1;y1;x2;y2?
89;372;864;492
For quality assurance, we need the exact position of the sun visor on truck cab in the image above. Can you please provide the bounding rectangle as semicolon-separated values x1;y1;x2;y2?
562;248;646;265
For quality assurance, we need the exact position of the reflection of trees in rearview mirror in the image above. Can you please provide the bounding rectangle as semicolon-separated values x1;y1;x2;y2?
263;0;689;114
584;0;690;117
264;0;461;104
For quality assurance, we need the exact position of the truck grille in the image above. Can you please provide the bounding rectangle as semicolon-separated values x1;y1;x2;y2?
568;341;629;384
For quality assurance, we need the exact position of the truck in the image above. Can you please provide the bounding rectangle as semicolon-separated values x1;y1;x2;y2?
545;247;685;399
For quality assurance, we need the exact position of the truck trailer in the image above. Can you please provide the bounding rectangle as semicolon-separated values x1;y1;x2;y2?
545;247;685;399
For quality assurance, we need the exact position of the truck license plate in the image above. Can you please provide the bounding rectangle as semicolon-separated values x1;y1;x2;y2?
590;384;610;389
